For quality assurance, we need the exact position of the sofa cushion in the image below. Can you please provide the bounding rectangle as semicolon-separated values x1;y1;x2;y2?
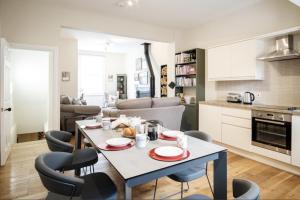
152;97;180;108
61;95;72;104
116;98;152;109
72;98;82;105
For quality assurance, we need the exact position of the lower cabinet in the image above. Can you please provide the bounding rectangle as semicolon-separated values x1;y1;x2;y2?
198;104;221;142
221;123;251;151
199;103;298;166
292;115;300;167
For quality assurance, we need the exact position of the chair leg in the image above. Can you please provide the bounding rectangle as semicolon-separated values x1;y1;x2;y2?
153;179;158;200
92;165;95;173
206;163;214;197
186;182;190;191
181;182;183;199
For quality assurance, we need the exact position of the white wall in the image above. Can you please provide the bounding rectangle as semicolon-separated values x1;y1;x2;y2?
123;42;175;99
0;0;178;46
177;0;300;106
179;0;300;50
10;49;49;134
0;0;180;104
151;42;176;97
59;38;78;97
105;52;127;95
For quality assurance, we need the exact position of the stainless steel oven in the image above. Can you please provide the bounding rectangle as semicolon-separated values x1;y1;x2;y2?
252;110;291;155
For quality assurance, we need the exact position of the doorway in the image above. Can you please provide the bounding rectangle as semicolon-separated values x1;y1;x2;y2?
0;40;59;166
9;48;50;143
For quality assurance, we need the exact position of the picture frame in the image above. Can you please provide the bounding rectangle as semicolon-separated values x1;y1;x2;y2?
62;71;70;81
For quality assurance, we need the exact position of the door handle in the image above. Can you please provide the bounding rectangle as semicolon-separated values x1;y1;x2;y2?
1;107;12;112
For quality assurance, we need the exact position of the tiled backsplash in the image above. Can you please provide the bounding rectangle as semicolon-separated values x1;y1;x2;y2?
206;59;300;106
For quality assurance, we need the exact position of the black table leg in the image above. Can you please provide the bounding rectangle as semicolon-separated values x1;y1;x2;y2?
214;150;227;200
75;123;82;176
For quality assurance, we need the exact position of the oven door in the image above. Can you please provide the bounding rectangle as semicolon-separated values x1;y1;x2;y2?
252;118;291;154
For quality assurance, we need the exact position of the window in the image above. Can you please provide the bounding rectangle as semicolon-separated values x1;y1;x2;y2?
78;52;106;96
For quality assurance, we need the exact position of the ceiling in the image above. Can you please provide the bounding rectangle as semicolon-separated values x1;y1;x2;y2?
61;28;150;53
48;0;262;29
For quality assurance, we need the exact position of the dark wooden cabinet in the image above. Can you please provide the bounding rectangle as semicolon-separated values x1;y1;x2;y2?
175;48;205;131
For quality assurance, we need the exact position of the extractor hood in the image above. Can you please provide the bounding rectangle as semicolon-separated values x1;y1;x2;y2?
257;35;300;62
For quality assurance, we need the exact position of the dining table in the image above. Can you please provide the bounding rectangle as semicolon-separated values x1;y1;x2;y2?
75;120;227;200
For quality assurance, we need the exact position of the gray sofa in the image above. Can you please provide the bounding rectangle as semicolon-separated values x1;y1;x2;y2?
60;95;101;132
103;97;185;130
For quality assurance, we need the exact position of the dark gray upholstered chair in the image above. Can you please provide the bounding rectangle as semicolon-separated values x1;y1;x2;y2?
182;179;260;200
35;152;117;200
45;130;98;173
153;130;213;199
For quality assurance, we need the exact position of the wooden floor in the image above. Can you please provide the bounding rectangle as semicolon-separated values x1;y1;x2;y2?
17;132;44;143
1;140;300;200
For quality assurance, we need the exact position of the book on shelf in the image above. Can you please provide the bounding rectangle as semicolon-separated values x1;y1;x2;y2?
175;77;197;87
175;65;196;75
175;52;196;64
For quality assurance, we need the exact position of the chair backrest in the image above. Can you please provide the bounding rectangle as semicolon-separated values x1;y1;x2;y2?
233;179;260;200
45;131;74;153
184;130;212;143
35;152;84;197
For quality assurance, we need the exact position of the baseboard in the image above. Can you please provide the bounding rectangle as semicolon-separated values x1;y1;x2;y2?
214;141;300;176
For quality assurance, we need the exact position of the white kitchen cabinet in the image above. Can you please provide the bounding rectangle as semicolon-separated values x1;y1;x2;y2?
222;123;252;151
292;115;300;167
207;45;231;80
199;104;222;142
207;39;265;81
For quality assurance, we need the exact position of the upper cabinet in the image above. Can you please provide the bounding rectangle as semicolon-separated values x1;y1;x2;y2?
208;39;265;81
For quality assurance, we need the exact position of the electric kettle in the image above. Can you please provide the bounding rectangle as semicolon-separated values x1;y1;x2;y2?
243;92;255;105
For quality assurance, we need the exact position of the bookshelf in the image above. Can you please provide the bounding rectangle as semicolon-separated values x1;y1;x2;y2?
175;48;205;131
160;65;168;97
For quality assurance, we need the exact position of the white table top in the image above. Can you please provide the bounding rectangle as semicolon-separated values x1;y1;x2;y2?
77;120;226;180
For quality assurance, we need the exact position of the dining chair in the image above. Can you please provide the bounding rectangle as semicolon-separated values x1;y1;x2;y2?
45;130;98;174
35;152;117;200
153;130;213;200
181;179;260;200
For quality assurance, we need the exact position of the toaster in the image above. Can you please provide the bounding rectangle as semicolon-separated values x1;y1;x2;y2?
226;93;242;103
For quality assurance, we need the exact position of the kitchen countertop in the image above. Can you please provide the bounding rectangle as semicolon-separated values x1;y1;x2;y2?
199;100;300;115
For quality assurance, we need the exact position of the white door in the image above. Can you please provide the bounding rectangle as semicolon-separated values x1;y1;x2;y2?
0;38;12;166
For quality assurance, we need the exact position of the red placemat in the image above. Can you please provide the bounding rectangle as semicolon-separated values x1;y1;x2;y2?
149;148;190;162
159;134;177;141
98;141;135;151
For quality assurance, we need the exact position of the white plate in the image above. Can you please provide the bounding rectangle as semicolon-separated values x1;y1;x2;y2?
162;130;183;138
106;138;132;147
154;146;184;157
85;122;102;128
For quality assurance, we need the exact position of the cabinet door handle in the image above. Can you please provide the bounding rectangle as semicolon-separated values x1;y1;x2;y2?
255;118;284;125
1;107;12;112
